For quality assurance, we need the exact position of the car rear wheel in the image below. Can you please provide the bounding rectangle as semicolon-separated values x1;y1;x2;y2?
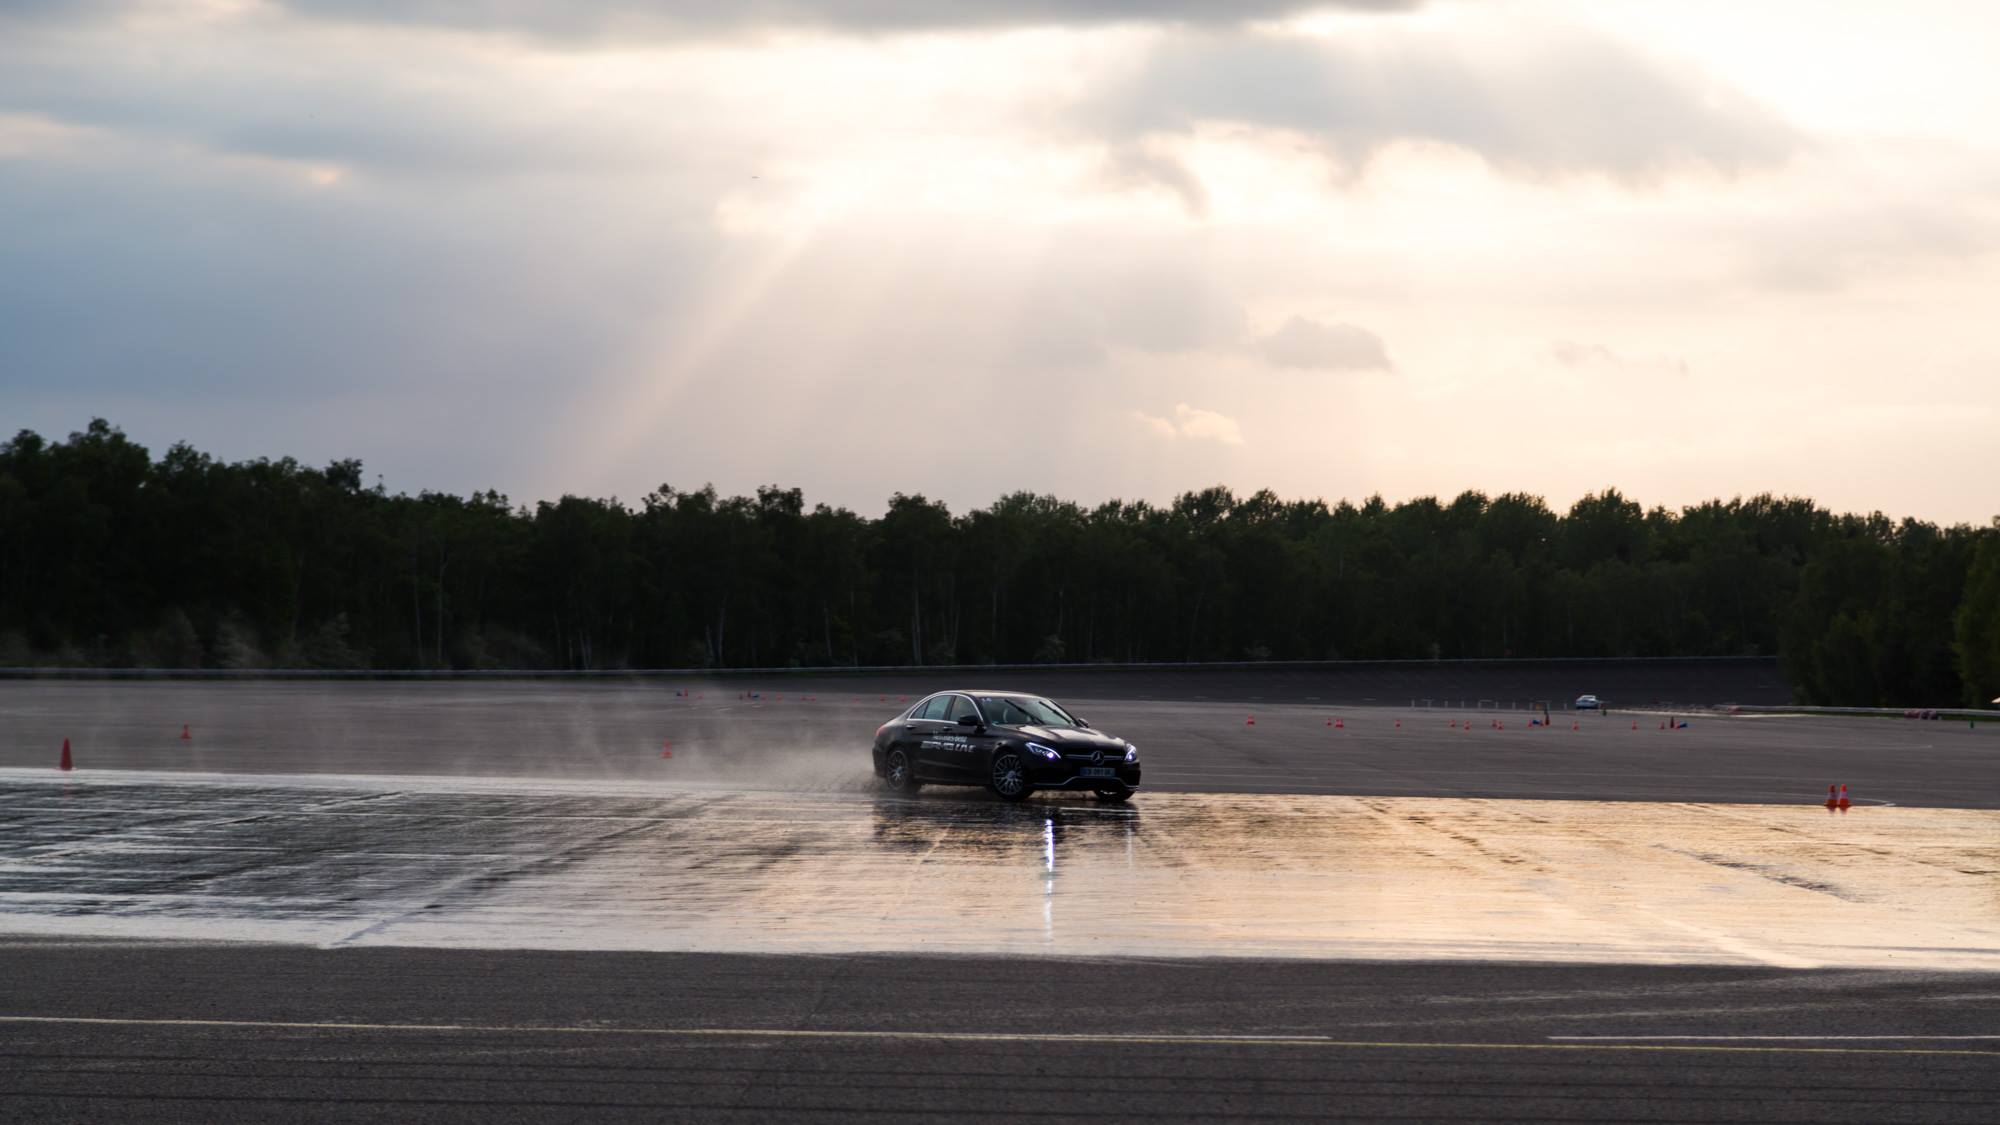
989;751;1031;802
1092;787;1133;804
883;749;920;793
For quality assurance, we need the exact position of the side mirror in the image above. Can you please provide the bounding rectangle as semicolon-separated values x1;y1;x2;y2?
956;714;983;728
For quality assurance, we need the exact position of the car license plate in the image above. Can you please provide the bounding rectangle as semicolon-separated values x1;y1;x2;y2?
1080;767;1117;778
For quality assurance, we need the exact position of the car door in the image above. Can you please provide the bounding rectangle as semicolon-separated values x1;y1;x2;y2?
902;694;954;780
932;694;993;782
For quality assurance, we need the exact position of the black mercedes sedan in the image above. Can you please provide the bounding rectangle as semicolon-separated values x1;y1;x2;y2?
871;690;1140;803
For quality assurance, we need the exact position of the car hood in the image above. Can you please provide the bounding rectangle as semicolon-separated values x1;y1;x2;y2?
1015;726;1127;751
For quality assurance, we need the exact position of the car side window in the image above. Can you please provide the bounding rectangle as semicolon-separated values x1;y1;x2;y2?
913;696;949;721
944;695;980;724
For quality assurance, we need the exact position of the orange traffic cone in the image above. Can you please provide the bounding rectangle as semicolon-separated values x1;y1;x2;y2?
1246;715;1257;726
1335;718;1345;729
1825;784;1838;810
179;724;191;741
59;738;72;772
660;739;674;759
1837;784;1850;810
1571;721;1580;731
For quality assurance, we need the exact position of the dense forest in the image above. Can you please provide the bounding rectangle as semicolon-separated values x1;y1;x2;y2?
1;421;1995;706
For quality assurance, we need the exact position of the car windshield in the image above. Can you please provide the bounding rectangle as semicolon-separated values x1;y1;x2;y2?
976;696;1079;727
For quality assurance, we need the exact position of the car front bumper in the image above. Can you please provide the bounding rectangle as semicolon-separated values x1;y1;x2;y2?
1026;760;1141;791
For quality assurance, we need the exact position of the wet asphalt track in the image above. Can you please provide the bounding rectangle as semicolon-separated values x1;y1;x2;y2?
2;680;1995;806
4;774;1997;967
3;676;1998;1122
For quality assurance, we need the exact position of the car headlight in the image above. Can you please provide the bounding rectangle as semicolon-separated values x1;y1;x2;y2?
1124;745;1138;762
1026;742;1061;761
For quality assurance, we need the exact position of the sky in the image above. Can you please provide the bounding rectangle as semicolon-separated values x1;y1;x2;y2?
2;0;1996;523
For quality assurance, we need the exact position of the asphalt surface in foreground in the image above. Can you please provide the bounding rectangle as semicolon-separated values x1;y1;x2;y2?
3;680;1995;806
1;941;1995;1123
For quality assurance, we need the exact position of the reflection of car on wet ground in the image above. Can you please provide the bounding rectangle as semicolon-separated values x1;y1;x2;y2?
873;690;1141;803
1575;694;1601;710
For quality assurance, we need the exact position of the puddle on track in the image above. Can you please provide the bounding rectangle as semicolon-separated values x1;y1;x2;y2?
1;769;1995;969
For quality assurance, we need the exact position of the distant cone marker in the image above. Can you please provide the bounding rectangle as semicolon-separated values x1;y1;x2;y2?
1246;715;1256;726
1838;784;1850;810
59;738;72;772
1335;718;1345;729
1825;784;1839;810
660;739;674;760
179;724;191;741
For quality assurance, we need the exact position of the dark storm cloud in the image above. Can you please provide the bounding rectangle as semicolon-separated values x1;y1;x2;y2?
0;131;712;403
0;19;759;182
1095;31;1800;181
0;127;724;500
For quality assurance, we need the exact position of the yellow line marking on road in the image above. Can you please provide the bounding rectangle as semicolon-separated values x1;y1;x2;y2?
1;1016;1995;1057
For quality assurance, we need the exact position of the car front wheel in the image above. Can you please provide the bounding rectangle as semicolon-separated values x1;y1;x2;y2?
884;748;920;793
1092;787;1133;804
989;751;1031;802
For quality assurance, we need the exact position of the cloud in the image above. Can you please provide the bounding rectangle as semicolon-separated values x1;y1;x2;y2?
258;0;1417;38
0;20;737;181
1134;403;1245;445
1549;341;1616;367
0;0;1424;39
1101;139;1210;217
1258;315;1392;372
1549;340;1688;378
1090;25;1800;183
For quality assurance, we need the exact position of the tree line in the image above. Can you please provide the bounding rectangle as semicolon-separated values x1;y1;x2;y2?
2;420;1995;706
